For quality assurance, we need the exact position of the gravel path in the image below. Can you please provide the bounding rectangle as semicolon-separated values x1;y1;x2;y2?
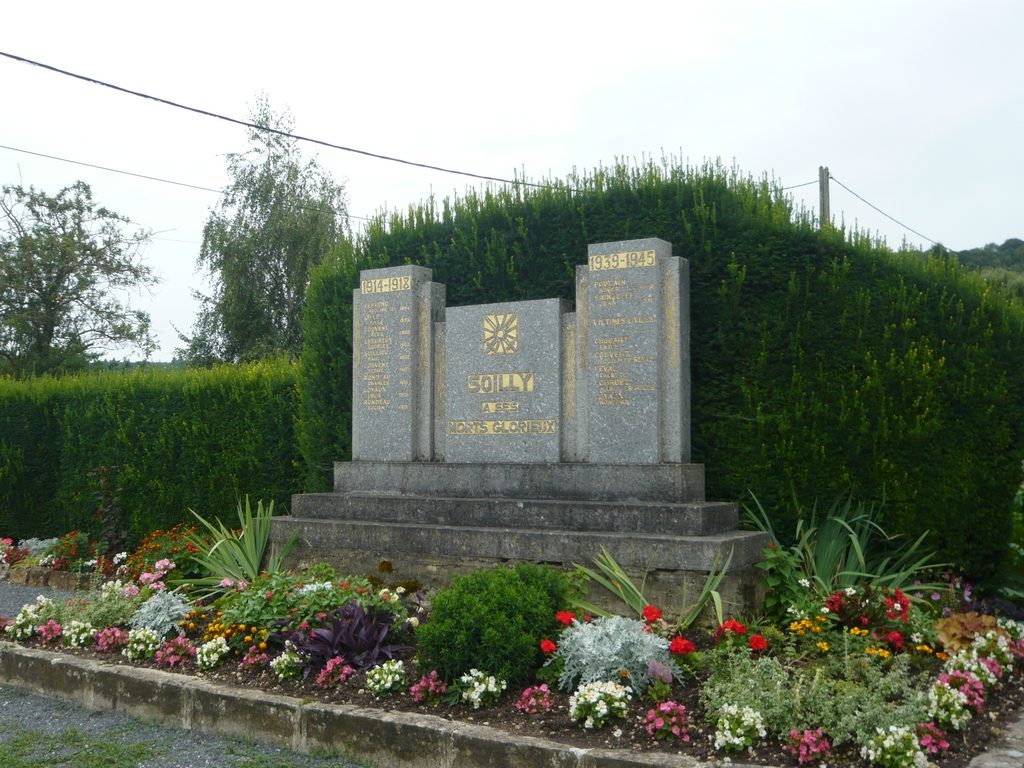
0;581;365;768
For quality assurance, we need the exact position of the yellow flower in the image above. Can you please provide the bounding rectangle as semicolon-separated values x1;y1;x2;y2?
816;641;830;652
915;644;933;654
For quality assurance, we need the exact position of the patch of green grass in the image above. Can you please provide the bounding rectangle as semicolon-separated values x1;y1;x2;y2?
0;725;154;768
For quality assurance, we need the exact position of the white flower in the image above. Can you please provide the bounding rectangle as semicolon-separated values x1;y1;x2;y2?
798;578;811;589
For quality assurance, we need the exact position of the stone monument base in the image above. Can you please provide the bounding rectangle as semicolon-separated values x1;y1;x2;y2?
272;461;769;619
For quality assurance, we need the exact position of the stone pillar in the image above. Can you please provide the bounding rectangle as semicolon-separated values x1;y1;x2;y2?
443;298;568;463
352;265;444;461
576;238;690;463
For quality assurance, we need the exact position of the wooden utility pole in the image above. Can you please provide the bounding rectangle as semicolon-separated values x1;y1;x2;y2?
819;166;830;229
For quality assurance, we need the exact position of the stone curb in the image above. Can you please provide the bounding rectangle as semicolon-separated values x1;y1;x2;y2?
0;643;724;768
0;641;1020;768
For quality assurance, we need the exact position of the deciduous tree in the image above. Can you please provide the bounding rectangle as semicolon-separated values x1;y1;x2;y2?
0;181;156;377
180;98;348;363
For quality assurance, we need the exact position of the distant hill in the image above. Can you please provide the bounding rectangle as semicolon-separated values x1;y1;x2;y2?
955;238;1024;300
956;238;1024;271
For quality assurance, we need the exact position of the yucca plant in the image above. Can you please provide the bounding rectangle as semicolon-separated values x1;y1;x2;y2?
572;546;732;629
743;492;943;594
177;496;297;598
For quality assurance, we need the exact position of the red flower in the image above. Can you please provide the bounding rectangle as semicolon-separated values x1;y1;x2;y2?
884;589;910;624
540;639;557;654
555;610;576;626
824;593;844;613
715;618;749;642
641;605;663;624
669;635;696;655
884;630;905;652
749;633;768;652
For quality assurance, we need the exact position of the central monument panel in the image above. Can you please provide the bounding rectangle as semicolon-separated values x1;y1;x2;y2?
444;298;567;463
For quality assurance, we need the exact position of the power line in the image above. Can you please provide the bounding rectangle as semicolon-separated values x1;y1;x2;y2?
781;179;817;190
0;50;559;192
0;142;222;194
828;173;941;247
0;141;373;222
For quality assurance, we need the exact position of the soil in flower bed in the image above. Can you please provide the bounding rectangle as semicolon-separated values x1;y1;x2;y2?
17;637;1024;768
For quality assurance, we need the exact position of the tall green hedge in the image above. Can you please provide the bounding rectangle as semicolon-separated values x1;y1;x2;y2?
0;360;301;543
298;160;1024;578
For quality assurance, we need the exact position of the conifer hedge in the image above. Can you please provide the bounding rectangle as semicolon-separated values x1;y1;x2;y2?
0;361;300;543
298;160;1024;578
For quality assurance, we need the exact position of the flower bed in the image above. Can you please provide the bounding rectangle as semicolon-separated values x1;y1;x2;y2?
3;524;1024;767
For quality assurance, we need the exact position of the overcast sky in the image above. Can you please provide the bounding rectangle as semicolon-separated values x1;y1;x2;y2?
2;1;1021;361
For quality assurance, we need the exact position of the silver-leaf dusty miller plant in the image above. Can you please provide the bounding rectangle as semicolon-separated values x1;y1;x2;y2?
551;615;682;693
129;590;190;637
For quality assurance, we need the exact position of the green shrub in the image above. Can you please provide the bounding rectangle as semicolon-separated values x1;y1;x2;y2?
0;361;301;544
415;563;574;685
300;159;1024;578
700;647;929;746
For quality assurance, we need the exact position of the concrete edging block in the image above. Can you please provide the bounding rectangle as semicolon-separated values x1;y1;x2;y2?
4;642;1018;768
1;643;708;767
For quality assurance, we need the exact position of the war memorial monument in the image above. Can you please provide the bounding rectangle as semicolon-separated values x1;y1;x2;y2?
273;237;768;611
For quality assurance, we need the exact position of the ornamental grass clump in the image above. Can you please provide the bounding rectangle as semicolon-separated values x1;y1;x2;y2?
568;680;632;729
458;669;507;709
364;659;406;696
552;615;681;693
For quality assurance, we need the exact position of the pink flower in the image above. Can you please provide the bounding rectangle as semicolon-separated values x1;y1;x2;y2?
219;578;236;588
783;728;831;765
409;670;448;703
515;684;553;714
644;701;690;742
37;619;62;643
122;583;140;598
315;656;355;688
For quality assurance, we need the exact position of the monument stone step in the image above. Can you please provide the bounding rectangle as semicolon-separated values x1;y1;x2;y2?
271;516;769;573
333;461;707;503
293;492;738;536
